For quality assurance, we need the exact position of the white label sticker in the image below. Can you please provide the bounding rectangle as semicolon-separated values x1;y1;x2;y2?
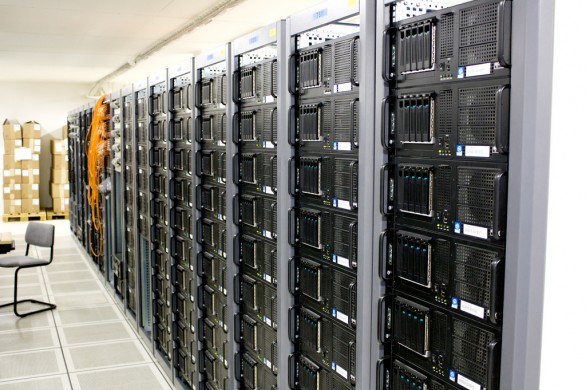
33;169;39;175
64;184;70;190
264;274;272;283
3;170;10;177
3;187;9;193
463;224;488;239
466;63;492;78
264;358;272;369
22;170;29;177
264;96;275;103
460;300;485;319
15;169;21;176
336;255;350;268
263;230;273;239
33;199;39;205
15;184;21;190
457;374;482;390
465;145;491;158
336;310;349;324
336;199;351;210
33;154;39;161
33;184;39;190
264;318;272;327
335;364;348;379
15;200;21;206
334;142;352;151
263;141;275;149
263;186;275;195
335;83;352;93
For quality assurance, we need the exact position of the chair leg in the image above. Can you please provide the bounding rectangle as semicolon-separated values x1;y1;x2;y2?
0;266;56;318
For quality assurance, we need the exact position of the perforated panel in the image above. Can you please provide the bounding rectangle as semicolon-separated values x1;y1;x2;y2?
439;13;454;59
454;244;497;309
457;168;498;228
451;320;495;387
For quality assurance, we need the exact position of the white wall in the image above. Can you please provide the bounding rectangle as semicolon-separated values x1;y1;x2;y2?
541;0;586;388
0;81;93;214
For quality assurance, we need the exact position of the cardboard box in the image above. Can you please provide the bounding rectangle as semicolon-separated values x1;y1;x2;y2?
3;170;22;182
4;199;22;214
51;169;68;184
62;125;68;139
3;119;22;140
52;197;69;213
22;121;41;139
3;156;21;170
21;183;40;199
3;183;21;200
51;183;69;198
21;169;40;184
50;139;68;155
21;198;40;214
22;138;41;154
52;154;68;169
4;139;22;155
21;159;40;170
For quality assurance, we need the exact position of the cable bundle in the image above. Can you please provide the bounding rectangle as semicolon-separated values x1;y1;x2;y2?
86;95;110;256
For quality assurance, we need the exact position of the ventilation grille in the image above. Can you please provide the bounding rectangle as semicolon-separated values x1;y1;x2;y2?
457;168;498;228
452;320;495;387
458;85;499;145
459;2;499;66
439;13;454;59
454;244;497;309
437;90;453;136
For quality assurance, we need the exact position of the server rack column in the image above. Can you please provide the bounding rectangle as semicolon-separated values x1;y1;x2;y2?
134;80;153;339
194;49;231;390
287;2;361;387
231;25;280;389
148;71;173;368
122;86;139;316
377;1;512;389
109;92;124;298
168;60;197;388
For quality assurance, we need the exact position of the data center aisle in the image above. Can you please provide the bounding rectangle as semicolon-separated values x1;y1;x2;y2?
0;220;174;390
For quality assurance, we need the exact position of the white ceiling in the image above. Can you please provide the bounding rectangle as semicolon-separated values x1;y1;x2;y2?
0;0;324;90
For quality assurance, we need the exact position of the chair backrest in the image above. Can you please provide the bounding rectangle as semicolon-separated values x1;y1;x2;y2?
25;222;55;248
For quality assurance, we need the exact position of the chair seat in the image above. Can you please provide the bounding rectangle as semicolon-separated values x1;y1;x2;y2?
0;256;50;268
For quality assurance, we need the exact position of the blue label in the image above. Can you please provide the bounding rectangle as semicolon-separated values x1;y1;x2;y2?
332;198;338;207
456;144;464;156
457;67;465;79
332;308;337;316
313;8;328;20
249;36;259;45
333;142;338;150
332;254;337;263
451;297;459;309
454;222;461;234
331;362;337;370
449;370;457;381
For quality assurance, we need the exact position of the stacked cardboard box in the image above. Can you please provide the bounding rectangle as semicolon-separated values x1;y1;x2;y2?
3;120;23;214
50;128;69;213
20;121;41;214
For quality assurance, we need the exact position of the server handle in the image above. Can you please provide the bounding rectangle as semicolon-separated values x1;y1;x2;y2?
487;340;502;390
351;37;360;87
196;252;204;278
232;70;240;104
288;55;297;95
288;257;298;295
288;208;297;245
270;107;278;146
381;97;393;149
350;160;358;209
197;317;205;343
233;235;241;266
232;112;240;144
288;106;297;145
194;115;202;142
489;258;504;324
378;295;392;344
382;28;395;82
233;274;241;305
232;153;240;185
351;98;359;149
234;313;242;342
288;354;298;389
492;172;508;239
235;352;242;381
194;150;202;177
379;230;392;281
288;306;298;343
194;81;202;109
288;158;297;196
380;164;393;216
232;195;240;225
495;86;510;154
497;0;512;67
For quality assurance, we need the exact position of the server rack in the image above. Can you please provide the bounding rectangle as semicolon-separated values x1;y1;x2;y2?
194;46;235;390
148;70;173;368
376;1;512;389
168;59;197;389
134;79;153;341
108;92;124;299
231;23;283;390
286;3;364;389
122;85;139;317
67;110;80;238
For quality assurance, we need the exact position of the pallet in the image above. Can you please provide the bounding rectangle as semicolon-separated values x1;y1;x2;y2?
46;210;69;220
2;212;47;223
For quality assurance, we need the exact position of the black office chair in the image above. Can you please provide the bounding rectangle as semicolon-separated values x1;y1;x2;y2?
0;222;56;317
